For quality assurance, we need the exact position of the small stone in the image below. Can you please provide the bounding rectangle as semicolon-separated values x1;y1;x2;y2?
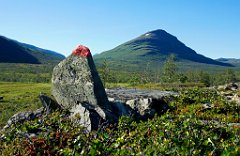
202;103;214;109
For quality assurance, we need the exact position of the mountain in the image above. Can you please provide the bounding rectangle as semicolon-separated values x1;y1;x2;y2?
94;29;233;71
0;35;65;64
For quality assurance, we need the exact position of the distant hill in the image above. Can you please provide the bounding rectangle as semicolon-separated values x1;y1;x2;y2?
0;35;65;64
216;58;240;66
94;29;233;71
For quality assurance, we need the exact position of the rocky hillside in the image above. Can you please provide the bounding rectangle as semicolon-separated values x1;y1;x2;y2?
0;35;65;64
94;29;233;71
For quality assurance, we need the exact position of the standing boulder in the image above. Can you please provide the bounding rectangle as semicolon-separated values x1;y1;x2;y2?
52;45;114;131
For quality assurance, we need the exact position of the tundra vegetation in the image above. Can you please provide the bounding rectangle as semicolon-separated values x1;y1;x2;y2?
0;83;239;155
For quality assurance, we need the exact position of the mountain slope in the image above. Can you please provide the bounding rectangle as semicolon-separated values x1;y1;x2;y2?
94;29;233;70
0;35;65;64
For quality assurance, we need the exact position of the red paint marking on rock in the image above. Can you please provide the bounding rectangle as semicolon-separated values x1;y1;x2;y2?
72;45;91;57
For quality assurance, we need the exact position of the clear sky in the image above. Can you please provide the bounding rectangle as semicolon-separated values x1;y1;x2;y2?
0;0;239;58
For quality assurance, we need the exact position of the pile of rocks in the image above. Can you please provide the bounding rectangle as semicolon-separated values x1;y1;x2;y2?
202;83;240;111
51;45;178;131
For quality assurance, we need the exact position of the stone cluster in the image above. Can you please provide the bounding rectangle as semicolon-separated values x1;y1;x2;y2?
51;45;178;130
1;45;178;133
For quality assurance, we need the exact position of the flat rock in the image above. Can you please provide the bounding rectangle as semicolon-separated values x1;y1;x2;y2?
106;88;178;101
106;88;178;119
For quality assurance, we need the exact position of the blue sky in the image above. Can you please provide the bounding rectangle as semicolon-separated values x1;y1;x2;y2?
0;0;239;58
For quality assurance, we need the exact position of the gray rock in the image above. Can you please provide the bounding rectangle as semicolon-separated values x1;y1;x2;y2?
106;88;178;119
39;93;62;113
106;88;178;100
109;99;137;118
231;94;240;105
70;104;106;132
0;94;62;134
7;108;43;126
0;108;44;133
225;83;238;91
219;91;237;102
51;45;115;131
202;103;214;109
52;46;109;110
217;85;225;90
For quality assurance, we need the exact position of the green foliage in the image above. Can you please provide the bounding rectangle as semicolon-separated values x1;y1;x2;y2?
172;88;240;123
129;73;141;86
198;71;211;87
162;54;178;83
0;63;54;83
96;58;240;87
224;69;237;83
178;73;188;83
0;111;239;155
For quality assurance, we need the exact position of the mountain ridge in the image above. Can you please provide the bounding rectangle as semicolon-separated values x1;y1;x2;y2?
0;35;65;64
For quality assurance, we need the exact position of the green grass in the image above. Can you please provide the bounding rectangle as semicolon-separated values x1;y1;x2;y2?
0;82;51;128
106;82;205;91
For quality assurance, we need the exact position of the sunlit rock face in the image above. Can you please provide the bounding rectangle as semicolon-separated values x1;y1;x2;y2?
51;45;113;131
